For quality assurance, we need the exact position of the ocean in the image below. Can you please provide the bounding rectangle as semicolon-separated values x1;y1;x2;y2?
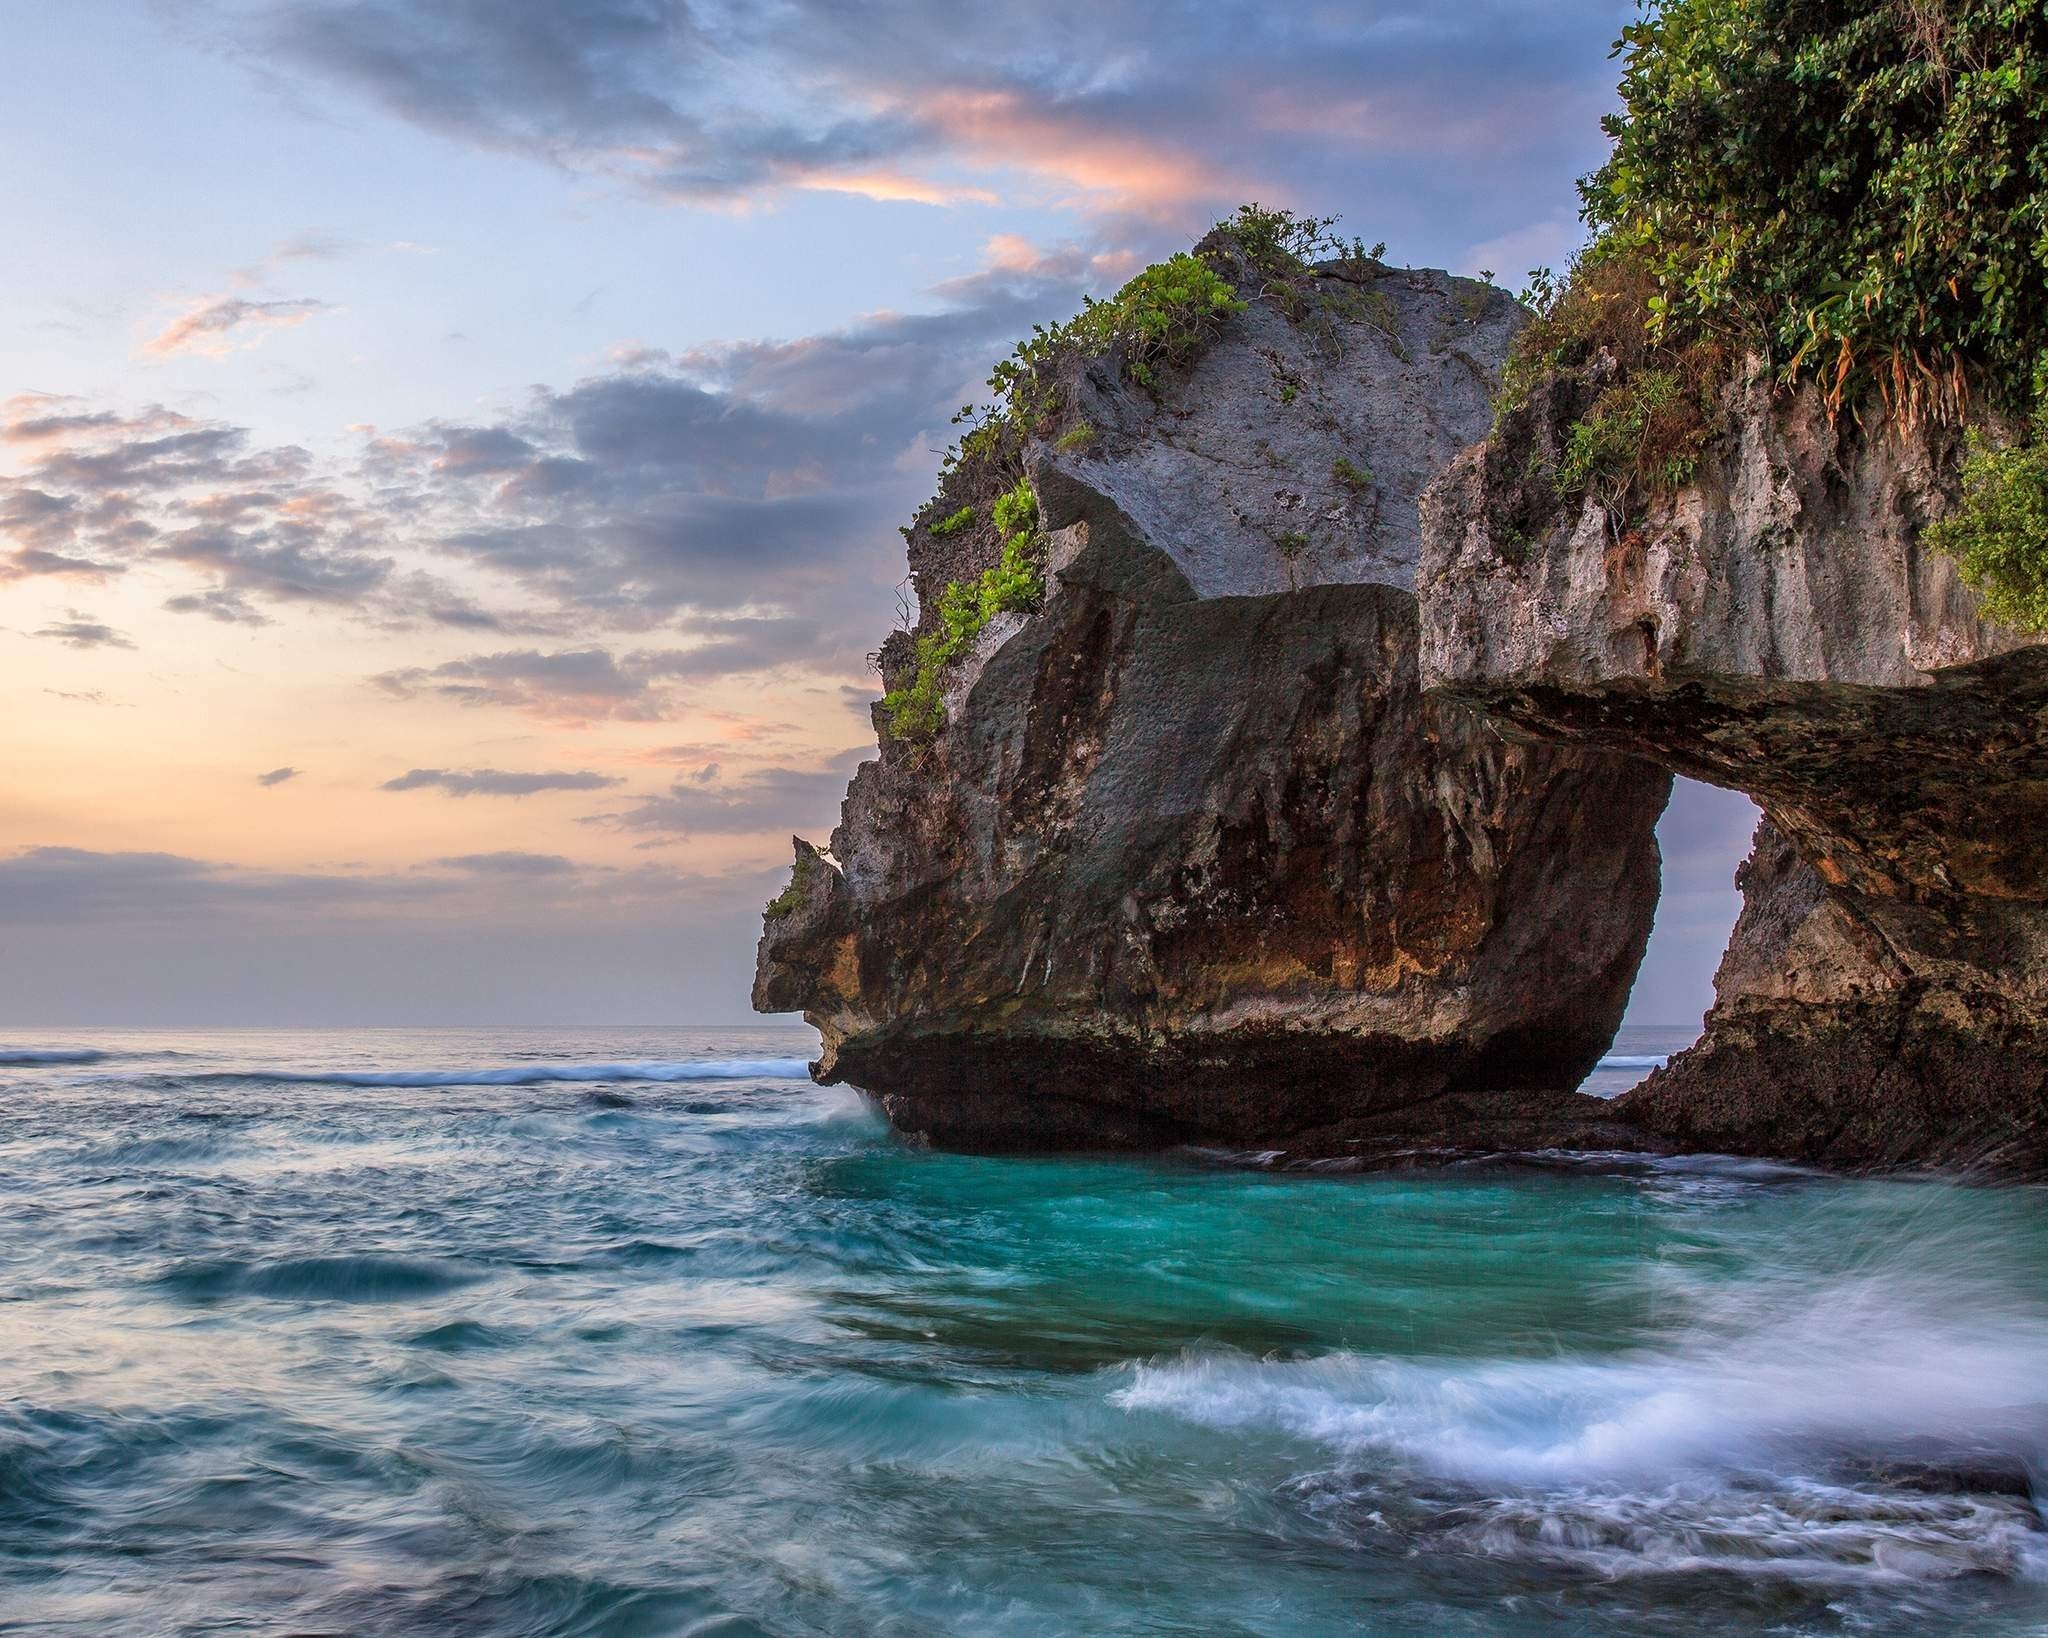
2;1024;2044;1635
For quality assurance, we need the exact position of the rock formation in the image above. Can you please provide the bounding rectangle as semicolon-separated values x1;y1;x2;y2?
1421;364;2048;1173
756;240;1671;1153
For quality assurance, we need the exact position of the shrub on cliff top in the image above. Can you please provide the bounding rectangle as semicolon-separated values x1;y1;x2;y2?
1500;241;1730;521
986;252;1245;426
1217;203;1344;281
1584;0;2048;421
1505;0;2048;589
939;203;1377;479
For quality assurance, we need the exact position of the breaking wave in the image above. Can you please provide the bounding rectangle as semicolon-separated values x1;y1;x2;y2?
200;1057;815;1088
1116;1184;2048;1590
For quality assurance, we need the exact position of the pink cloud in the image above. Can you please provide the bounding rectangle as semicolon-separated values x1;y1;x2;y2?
144;295;335;359
917;88;1235;218
789;167;997;207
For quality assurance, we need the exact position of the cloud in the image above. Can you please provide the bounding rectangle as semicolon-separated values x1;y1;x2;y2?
0;845;395;925
244;0;937;206
926;234;1142;305
0;842;726;927
157;522;392;604
0;399;188;446
0;394;393;607
3;244;1079;658
165;586;272;625
231;233;355;288
0;490;86;559
356;272;1094;663
145;295;335;358
256;766;300;787
382;766;623;797
371;639;801;721
431;850;576;875
592;748;867;837
33;611;134;649
203;0;1631;240
42;688;126;706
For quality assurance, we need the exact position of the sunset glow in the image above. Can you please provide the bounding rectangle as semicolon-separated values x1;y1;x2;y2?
1;0;1749;1024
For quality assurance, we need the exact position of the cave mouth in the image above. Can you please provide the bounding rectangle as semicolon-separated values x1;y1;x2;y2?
1580;777;1760;1100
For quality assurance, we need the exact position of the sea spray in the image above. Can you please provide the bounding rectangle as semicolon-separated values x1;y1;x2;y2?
1116;1177;2048;1589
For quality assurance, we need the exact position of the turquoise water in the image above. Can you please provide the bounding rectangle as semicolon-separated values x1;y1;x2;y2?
2;1026;2045;1635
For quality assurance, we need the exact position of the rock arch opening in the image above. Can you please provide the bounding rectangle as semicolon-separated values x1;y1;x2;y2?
1582;778;1761;1100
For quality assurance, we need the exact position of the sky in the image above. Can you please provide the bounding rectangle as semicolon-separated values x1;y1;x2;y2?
0;0;1758;1027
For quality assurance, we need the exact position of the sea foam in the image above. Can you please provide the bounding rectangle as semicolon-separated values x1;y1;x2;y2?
1115;1181;2048;1585
214;1057;815;1088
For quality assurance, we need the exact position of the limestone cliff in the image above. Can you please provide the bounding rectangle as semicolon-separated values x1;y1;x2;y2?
1420;363;2048;1173
756;241;1671;1153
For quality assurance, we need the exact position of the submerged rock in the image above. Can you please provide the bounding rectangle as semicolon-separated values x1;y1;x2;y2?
756;241;1670;1152
1421;366;2048;1174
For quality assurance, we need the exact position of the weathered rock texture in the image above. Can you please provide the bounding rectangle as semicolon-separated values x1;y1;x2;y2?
756;245;1671;1153
1421;363;2048;1173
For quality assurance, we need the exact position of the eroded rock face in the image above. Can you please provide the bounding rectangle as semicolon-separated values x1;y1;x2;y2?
1420;365;2048;1173
755;248;1671;1153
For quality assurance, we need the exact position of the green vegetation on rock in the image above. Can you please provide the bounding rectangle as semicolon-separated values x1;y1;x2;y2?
885;479;1043;742
1499;243;1728;520
1501;0;2048;593
765;849;816;919
1331;456;1375;493
1217;204;1343;281
1556;361;1720;513
944;203;1386;469
1587;0;2048;422
991;476;1037;539
1928;363;2048;631
986;252;1245;425
894;204;1389;746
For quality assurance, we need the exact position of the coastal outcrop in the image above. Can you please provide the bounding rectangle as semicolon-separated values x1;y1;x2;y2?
755;236;1672;1153
1420;365;2048;1173
752;0;2048;1174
